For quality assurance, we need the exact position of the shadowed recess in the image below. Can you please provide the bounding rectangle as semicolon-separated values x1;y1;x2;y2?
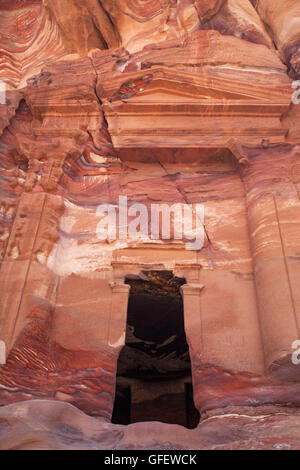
112;270;200;429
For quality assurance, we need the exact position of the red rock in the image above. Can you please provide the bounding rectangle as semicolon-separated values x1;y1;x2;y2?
0;400;300;450
255;0;300;78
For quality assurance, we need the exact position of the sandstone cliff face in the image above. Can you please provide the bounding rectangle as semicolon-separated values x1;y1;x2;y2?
255;0;300;78
0;0;300;450
0;1;65;88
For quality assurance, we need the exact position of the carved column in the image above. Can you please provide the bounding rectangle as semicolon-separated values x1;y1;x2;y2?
242;158;300;377
180;283;205;357
180;282;204;413
246;194;300;371
108;281;130;418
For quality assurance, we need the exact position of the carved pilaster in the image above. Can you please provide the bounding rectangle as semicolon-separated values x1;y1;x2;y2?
241;164;300;377
0;188;63;357
180;283;205;355
108;282;131;348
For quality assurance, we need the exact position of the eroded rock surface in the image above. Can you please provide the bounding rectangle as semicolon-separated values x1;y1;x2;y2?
0;400;300;450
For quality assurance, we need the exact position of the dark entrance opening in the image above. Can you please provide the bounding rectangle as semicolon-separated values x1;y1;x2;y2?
111;271;200;428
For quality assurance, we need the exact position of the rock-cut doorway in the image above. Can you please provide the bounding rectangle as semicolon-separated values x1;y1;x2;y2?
111;270;200;428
